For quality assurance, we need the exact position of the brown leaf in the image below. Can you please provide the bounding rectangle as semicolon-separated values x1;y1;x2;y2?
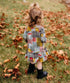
18;45;23;49
16;50;20;54
12;36;23;43
47;55;56;62
58;55;64;59
12;55;17;60
15;58;19;62
46;80;49;83
13;68;19;74
7;69;13;73
69;47;70;50
46;31;51;36
64;55;69;65
20;52;25;55
4;59;10;64
57;50;64;55
16;71;22;76
51;50;57;54
16;50;25;55
25;69;27;74
0;62;3;66
55;34;63;38
4;74;11;78
4;67;8;73
23;44;27;48
0;43;4;46
18;28;24;34
15;63;20;69
64;59;68;65
17;78;20;81
12;76;16;80
47;74;54;80
65;70;70;74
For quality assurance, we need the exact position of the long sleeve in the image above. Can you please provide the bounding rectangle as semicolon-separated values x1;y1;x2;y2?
23;28;28;42
40;27;47;43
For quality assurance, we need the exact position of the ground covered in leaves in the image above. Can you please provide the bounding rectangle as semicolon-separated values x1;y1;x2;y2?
0;0;70;83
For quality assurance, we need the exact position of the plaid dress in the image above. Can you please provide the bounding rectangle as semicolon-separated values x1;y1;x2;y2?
23;25;49;63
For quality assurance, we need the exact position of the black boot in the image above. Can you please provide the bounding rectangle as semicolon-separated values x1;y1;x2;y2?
37;68;48;79
27;63;36;74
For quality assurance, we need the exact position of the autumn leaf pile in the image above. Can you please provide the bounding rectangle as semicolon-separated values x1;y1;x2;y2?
43;10;70;63
0;10;27;81
0;0;70;82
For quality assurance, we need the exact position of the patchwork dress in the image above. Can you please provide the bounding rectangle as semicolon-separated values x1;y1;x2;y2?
23;25;49;63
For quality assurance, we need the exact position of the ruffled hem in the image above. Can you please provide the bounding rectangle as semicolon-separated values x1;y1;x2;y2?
25;50;49;63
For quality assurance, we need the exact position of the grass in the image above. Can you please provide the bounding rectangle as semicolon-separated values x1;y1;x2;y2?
0;0;70;83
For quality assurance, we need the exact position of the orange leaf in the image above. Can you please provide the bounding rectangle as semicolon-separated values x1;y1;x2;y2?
65;70;70;74
47;74;54;80
15;58;19;62
57;50;64;55
64;59;68;65
4;74;11;78
12;56;17;60
7;69;13;73
15;63;20;69
4;67;8;73
12;76;16;80
4;59;10;64
18;45;23;49
46;80;49;83
20;52;25;55
23;44;27;48
0;62;3;66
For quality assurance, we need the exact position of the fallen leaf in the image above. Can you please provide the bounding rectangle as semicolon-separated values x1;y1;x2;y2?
15;63;20;69
18;45;23;49
4;67;8;73
4;74;11;78
20;52;25;55
4;59;10;64
7;69;13;73
23;44;27;48
16;71;22;76
47;74;54;80
0;62;3;66
12;76;16;80
64;59;68;65
12;56;17;60
46;80;49;83
65;70;70;74
15;58;19;62
57;50;64;55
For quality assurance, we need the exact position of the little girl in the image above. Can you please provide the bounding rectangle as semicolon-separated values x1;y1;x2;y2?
23;3;49;79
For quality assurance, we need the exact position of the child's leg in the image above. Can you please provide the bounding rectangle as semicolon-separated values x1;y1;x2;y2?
27;62;36;74
36;61;48;79
31;62;35;64
37;61;42;70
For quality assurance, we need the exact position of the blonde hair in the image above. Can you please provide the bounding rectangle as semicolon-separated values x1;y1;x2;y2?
27;3;43;27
